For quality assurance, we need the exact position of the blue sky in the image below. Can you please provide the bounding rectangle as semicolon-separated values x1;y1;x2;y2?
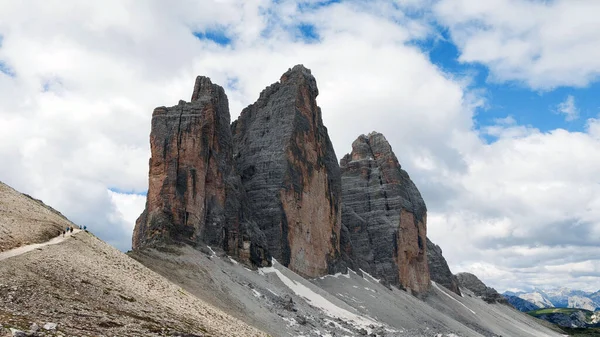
190;1;599;144
422;28;598;140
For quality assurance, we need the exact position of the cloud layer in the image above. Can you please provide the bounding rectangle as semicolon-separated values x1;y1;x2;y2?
0;0;599;292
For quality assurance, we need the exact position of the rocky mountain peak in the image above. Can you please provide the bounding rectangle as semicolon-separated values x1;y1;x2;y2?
279;64;319;96
342;132;396;164
190;76;224;102
339;132;430;293
133;76;269;267
232;65;341;278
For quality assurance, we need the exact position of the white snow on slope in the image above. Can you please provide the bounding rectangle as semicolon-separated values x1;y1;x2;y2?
359;269;381;283
432;282;476;315
318;272;350;280
261;264;380;331
206;246;217;258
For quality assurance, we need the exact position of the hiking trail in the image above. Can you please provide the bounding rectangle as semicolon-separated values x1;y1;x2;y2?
0;229;82;261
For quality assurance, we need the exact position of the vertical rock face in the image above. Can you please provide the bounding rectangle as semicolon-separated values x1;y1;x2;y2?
340;132;430;293
231;65;342;278
132;76;269;267
427;238;461;296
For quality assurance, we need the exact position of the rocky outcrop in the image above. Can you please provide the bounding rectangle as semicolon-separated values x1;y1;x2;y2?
231;65;342;278
504;295;540;312
427;238;461;296
339;132;429;293
456;272;507;304
132;76;269;267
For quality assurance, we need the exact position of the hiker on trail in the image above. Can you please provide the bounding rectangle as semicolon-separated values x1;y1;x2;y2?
70;227;73;233
62;230;65;237
83;225;87;231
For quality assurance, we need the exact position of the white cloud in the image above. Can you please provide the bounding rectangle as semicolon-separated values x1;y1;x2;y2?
428;123;600;292
0;0;600;293
434;0;600;89
556;95;579;121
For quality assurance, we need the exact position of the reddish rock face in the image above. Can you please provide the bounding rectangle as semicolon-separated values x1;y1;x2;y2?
232;65;342;278
340;132;430;293
132;77;269;267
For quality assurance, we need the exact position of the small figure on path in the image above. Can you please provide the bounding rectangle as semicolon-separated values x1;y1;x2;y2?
62;230;65;237
83;225;87;231
70;227;73;233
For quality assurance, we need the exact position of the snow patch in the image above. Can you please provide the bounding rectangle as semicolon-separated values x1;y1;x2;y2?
260;264;380;331
206;246;217;258
359;269;380;283
252;289;262;298
318;272;350;280
228;256;239;265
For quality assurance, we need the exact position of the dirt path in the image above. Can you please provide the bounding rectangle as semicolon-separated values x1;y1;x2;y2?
0;229;81;261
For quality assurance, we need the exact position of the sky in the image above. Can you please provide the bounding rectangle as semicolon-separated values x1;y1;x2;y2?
1;0;600;293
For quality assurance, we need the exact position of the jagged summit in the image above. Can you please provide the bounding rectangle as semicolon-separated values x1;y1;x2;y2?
134;66;459;294
232;65;341;278
191;75;224;102
133;76;270;267
339;132;430;293
279;64;319;96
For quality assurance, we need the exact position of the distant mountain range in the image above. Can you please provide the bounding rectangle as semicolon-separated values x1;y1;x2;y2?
503;287;600;312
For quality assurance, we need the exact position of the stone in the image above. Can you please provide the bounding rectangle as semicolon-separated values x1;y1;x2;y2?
43;322;57;330
455;272;507;304
339;132;429;293
29;323;39;332
427;238;461;296
232;65;342;278
10;328;27;337
132;76;270;267
295;315;307;325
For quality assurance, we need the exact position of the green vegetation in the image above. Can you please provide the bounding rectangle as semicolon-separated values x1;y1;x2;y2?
528;307;594;321
528;307;592;315
561;327;600;337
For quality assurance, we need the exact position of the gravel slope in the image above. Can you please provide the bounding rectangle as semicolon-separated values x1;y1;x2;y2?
0;231;267;337
131;244;567;337
0;181;77;252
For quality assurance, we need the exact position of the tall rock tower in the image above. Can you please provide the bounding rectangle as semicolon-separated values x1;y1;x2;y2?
132;76;269;267
340;132;430;293
232;65;342;278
